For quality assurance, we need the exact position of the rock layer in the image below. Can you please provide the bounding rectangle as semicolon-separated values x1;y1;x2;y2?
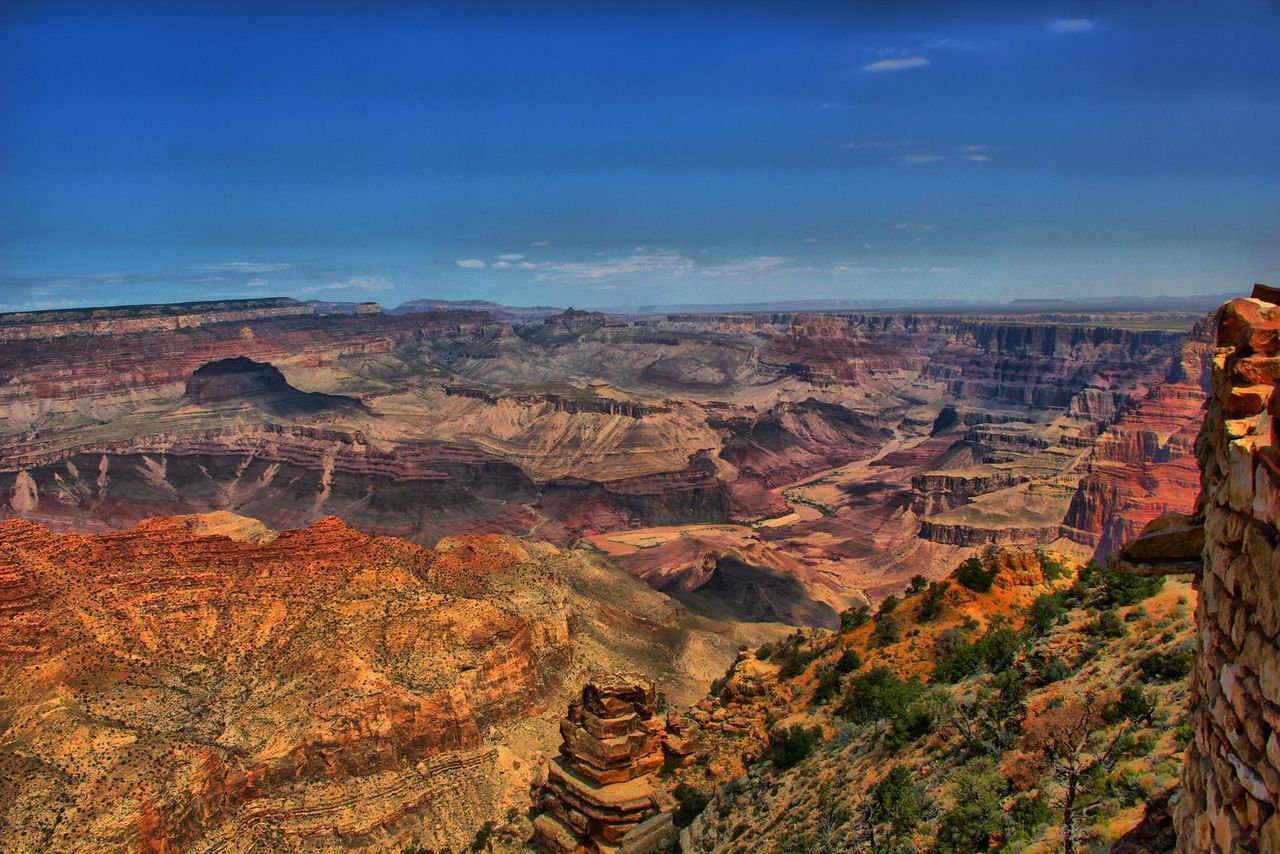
532;678;675;854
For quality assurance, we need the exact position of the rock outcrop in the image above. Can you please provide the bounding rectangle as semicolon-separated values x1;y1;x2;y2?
0;515;753;851
532;678;676;853
1117;288;1280;851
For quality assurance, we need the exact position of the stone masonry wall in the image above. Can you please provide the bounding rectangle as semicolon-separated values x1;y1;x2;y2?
1178;294;1280;851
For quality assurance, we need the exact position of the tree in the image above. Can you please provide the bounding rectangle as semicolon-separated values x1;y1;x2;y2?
956;557;998;592
1021;691;1151;854
917;580;949;622
841;604;871;632
934;761;1007;853
907;574;929;595
861;765;920;847
771;724;822;769
879;595;901;615
872;613;901;646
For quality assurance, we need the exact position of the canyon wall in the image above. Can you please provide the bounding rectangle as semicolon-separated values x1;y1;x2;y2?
1177;295;1280;851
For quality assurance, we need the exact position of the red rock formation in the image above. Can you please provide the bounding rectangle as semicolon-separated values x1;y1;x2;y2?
1062;318;1213;557
532;678;675;853
0;514;740;851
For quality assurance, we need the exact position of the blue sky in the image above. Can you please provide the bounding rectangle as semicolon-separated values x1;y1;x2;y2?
2;0;1278;310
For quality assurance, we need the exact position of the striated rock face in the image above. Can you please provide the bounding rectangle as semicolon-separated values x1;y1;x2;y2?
532;678;675;854
0;515;746;851
1062;317;1214;558
1171;294;1280;851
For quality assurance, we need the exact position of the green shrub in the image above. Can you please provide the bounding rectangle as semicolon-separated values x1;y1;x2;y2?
956;557;998;592
872;613;901;646
884;696;938;751
869;765;921;836
771;725;822;769
917;580;949;622
1104;686;1157;725
835;648;862;674
1088;610;1127;639
933;625;1021;683
839;667;924;724
934;763;1008;853
1025;592;1066;637
907;574;929;595
755;642;777;661
1139;645;1195;682
840;604;871;632
1035;550;1067;581
1097;563;1165;607
1009;791;1054;839
879;595;901;615
812;666;842;705
672;783;711;827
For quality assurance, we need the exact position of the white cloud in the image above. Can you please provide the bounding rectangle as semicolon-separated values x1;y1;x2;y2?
893;222;936;231
528;240;551;247
861;56;929;73
492;261;513;269
832;264;960;275
455;259;487;269
893;153;947;165
802;236;820;244
189;261;292;273
530;251;695;281
698;256;793;278
297;276;393;295
497;253;525;261
964;153;991;162
1048;18;1095;34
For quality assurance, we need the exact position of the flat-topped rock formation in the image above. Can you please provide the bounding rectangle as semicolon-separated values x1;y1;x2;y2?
533;678;677;853
184;356;365;415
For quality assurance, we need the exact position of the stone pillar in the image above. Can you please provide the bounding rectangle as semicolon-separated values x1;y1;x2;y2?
532;677;675;854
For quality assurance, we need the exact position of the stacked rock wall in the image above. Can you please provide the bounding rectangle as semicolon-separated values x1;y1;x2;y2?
1179;293;1280;851
532;678;675;854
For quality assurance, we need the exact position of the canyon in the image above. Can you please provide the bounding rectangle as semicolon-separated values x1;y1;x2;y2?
0;297;1210;624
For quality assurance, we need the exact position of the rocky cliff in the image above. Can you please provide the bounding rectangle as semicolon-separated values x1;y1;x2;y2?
0;514;764;851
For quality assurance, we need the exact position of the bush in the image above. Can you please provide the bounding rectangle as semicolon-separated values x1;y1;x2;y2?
879;595;901;615
933;625;1021;683
771;725;822;769
1039;656;1072;684
672;783;711;828
1104;685;1158;726
1025;592;1066;637
956;557;998;592
840;604;871;632
1088;610;1128;639
872;613;901;646
1009;791;1054;839
935;627;965;657
907;574;929;595
755;642;777;661
835;648;862;674
470;822;494;852
1097;562;1165;607
812;666;842;705
934;763;1008;853
917;581;949;622
884;696;938;751
1139;645;1195;682
839;667;924;724
1036;550;1067;581
869;765;921;837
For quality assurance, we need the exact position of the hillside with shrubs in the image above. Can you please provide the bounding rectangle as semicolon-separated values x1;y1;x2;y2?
666;547;1195;852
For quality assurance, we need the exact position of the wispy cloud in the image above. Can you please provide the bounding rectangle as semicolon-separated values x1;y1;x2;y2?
698;256;792;278
1048;18;1095;34
497;253;525;261
833;264;960;275
189;261;292;273
528;240;550;247
861;56;930;73
892;153;948;165
455;259;487;269
296;276;393;295
894;223;936;231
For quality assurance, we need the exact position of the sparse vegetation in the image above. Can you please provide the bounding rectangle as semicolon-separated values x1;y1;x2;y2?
956;557;998;592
